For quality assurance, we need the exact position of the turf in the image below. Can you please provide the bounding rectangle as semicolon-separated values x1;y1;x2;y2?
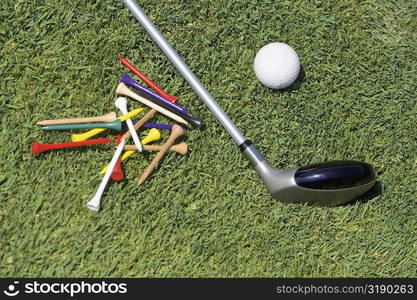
1;0;416;277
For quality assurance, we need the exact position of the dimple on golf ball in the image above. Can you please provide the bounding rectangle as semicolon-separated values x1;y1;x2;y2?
254;42;301;89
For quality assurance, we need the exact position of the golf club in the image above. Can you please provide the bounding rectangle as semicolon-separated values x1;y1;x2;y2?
122;0;376;206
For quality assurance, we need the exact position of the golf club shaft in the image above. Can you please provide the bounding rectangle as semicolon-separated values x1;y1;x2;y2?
122;0;265;166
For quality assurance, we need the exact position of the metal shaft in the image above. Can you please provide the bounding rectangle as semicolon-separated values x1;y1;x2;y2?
122;0;266;166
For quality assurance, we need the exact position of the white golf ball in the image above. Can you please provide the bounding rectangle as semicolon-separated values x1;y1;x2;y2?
254;42;301;89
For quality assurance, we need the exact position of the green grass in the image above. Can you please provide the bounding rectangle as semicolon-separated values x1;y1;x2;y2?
1;0;416;277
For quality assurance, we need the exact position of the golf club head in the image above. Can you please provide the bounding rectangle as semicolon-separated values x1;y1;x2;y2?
255;160;376;206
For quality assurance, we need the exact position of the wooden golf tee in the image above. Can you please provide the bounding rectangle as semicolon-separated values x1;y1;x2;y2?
119;128;161;163
120;79;178;140
37;112;116;125
123;143;188;155
121;109;156;140
100;129;161;175
119;75;178;139
138;125;184;185
116;83;189;126
71;108;142;142
121;73;203;129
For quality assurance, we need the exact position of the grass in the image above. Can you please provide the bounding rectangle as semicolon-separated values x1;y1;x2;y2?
0;0;416;277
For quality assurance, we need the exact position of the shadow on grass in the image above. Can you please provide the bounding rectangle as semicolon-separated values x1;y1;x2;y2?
277;180;382;207
348;180;383;206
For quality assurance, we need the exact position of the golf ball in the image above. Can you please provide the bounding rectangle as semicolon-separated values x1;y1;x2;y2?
254;42;300;89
